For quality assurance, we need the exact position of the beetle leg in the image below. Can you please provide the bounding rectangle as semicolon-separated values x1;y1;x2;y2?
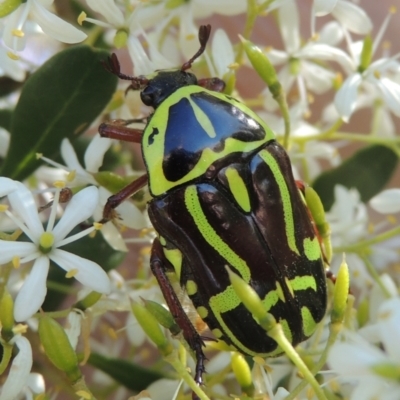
101;174;148;222
98;120;143;143
150;238;207;393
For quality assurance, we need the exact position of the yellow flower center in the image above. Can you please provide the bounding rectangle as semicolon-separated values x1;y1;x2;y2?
39;232;54;253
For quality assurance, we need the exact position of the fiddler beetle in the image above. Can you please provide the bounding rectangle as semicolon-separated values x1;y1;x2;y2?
99;24;328;397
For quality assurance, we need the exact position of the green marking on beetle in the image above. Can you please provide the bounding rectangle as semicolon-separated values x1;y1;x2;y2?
184;185;251;283
163;247;183;280
301;306;317;337
186;280;198;296
285;277;294;297
303;237;321;261
143;86;275;196
188;97;216;138
275;281;286;302
280;319;292;343
159;236;167;246
290;275;317;292
212;328;223;338
197;306;208;319
261;288;280;313
225;167;251;212
259;149;299;256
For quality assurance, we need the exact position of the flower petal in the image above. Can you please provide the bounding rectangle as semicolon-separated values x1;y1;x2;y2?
26;373;45;394
51;249;110;294
313;0;338;16
7;184;44;240
332;0;372;35
128;35;155;76
100;222;128;252
211;29;234;78
31;0;87;43
0;177;18;197
52;186;99;242
301;61;335;93
61;138;96;184
374;77;400;117
0;335;32;400
0;241;37;264
278;0;300;53
14;256;49;321
299;43;354;73
370;189;400;214
84;134;113;173
334;73;362;122
378;298;400;361
85;0;125;27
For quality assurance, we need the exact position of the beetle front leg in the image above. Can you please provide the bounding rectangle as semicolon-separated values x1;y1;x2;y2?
150;238;207;396
98;119;143;143
101;174;148;223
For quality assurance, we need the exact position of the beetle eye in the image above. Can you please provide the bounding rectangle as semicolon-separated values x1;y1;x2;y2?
141;89;154;106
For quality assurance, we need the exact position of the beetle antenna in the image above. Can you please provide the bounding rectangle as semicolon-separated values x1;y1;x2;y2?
181;24;211;72
102;53;149;89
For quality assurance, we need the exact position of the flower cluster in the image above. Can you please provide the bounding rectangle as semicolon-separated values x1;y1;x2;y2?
0;1;399;400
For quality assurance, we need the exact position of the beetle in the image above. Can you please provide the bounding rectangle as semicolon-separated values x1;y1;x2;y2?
99;24;328;396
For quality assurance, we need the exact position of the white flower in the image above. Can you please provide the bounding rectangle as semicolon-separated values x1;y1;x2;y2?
327;185;368;247
37;136;147;251
2;0;86;59
334;10;400;122
329;298;400;400
0;181;110;321
0;335;33;400
262;0;352;111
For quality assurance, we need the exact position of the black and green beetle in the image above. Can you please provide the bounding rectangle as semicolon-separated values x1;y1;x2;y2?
100;24;328;393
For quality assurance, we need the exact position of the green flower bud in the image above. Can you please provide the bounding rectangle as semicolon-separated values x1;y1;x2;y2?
74;291;102;311
231;352;253;394
131;302;172;354
0;289;14;341
304;185;332;262
0;0;22;18
371;362;400;381
226;266;265;322
39;315;81;382
357;297;369;328
94;171;133;195
142;298;180;336
331;256;350;323
240;36;281;99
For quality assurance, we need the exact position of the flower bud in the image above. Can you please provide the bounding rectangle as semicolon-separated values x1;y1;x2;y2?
304;185;332;262
131;302;172;354
39;315;82;382
0;289;14;341
240;36;281;99
0;0;22;18
231;352;253;394
142;298;180;336
74;291;102;311
331;256;350;324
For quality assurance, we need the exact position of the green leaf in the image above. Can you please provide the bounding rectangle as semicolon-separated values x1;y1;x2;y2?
1;45;117;181
0;109;12;131
0;77;24;98
88;353;167;392
313;144;398;210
